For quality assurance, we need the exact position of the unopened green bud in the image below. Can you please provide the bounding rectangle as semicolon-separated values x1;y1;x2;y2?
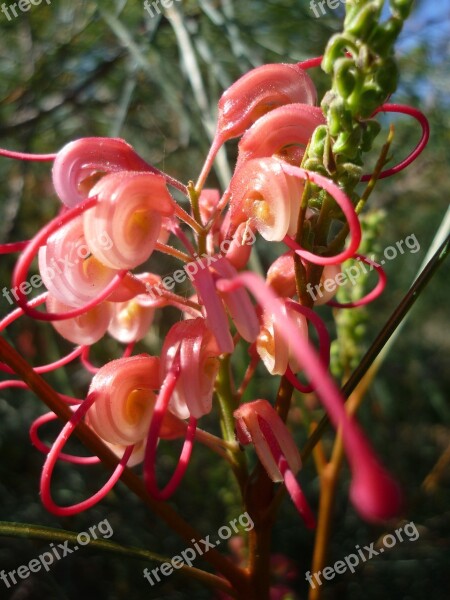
309;125;328;158
326;95;353;136
390;0;413;20
360;89;386;118
322;33;358;74
343;0;363;28
334;58;359;99
336;161;363;187
332;127;362;158
369;17;403;55
375;57;399;94
345;1;382;40
361;119;381;152
303;158;329;177
353;323;366;340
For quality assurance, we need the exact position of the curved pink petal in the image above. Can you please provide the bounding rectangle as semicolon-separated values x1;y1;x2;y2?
84;171;175;270
38;215;119;308
12;196;129;322
191;264;234;353
212;257;260;343
107;300;155;344
196;62;317;191
52;137;152;208
228;157;303;241
85;354;160;447
217;63;317;142
236;103;325;170
46;295;112;345
161;318;221;419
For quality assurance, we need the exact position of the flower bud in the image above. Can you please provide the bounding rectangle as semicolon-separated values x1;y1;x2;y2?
345;1;382;41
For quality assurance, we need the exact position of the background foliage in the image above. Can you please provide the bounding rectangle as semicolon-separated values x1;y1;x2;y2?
0;1;449;598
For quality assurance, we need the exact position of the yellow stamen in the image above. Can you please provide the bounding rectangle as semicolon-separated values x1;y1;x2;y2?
126;209;152;244
125;389;153;425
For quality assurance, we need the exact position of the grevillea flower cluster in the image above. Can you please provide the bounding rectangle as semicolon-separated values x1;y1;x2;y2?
0;0;430;596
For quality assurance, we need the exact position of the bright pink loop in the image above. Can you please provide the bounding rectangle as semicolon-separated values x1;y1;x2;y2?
0;294;47;333
327;254;387;308
0;346;83;375
80;342;135;375
40;391;133;516
361;104;430;182
11;196;128;321
80;346;100;374
0;241;30;254
30;411;100;465
0;379;81;404
257;414;316;529
144;365;197;501
280;165;361;265
0;380;30;392
0;148;57;162
284;301;330;393
297;56;323;70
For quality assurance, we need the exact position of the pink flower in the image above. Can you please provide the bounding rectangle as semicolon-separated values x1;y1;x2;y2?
217;63;317;142
257;300;308;376
235;400;316;528
161;318;222;419
46;294;112;345
84;171;175;270
107;298;155;344
235;103;325;170
196;62;317;190
52;137;154;207
228;157;304;241
38;215;119;307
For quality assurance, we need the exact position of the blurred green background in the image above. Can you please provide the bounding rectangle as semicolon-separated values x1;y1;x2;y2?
0;1;449;598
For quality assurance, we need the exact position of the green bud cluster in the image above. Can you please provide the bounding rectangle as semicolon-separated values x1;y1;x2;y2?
305;0;413;207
